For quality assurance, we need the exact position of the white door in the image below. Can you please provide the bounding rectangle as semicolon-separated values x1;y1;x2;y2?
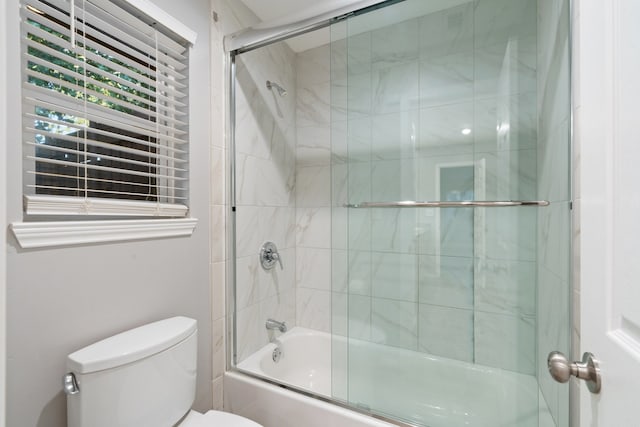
576;0;640;425
0;0;7;425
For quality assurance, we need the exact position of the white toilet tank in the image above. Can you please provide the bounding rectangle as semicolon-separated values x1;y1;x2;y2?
65;316;198;427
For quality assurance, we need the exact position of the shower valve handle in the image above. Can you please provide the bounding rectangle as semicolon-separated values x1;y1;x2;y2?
260;241;283;270
272;251;283;269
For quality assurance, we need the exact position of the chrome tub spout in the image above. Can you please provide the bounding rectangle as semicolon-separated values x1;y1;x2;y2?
265;318;287;333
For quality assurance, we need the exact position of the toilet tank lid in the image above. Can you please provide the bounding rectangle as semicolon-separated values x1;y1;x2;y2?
67;316;197;374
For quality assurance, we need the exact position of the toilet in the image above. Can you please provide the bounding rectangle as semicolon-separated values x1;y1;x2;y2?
64;316;261;427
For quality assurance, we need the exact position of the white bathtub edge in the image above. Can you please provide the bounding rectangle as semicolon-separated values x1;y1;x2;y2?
224;371;400;427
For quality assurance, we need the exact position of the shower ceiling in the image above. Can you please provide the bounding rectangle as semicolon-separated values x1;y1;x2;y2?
240;0;368;24
239;0;373;52
239;0;472;52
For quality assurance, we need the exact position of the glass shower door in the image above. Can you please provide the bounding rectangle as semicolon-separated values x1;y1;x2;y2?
330;0;571;426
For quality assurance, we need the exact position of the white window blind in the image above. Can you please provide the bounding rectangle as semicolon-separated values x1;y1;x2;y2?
21;0;191;217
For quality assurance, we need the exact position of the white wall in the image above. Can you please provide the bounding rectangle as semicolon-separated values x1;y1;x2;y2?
209;0;229;411
4;0;213;426
0;0;7;424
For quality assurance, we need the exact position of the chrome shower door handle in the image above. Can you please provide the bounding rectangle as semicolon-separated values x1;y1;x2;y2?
547;351;601;393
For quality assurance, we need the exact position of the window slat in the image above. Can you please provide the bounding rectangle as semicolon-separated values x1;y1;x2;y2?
26;56;156;116
25;141;188;174
25;68;189;128
23;42;187;109
24;96;188;147
23;22;188;99
24;89;189;138
27;155;188;181
28;170;187;193
25;115;187;155
27;185;188;201
23;40;188;120
25;125;188;160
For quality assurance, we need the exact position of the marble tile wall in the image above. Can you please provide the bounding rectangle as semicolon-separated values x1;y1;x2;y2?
221;2;298;364
536;0;572;425
234;44;298;362
294;44;333;333
303;0;540;377
470;4;539;380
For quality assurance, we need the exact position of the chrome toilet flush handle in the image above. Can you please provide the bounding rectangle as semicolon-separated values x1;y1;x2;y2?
260;241;283;270
63;372;80;395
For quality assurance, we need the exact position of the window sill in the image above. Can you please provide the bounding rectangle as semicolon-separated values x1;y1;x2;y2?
10;218;198;249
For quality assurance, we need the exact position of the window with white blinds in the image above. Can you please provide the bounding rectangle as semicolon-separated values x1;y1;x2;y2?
21;0;191;217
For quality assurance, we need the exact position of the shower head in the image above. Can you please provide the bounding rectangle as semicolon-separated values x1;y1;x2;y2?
266;80;287;97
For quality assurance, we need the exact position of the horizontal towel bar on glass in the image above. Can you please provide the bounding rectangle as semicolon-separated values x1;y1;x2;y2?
344;200;550;208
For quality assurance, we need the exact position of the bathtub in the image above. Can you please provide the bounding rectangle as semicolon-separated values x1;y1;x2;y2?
226;327;555;427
